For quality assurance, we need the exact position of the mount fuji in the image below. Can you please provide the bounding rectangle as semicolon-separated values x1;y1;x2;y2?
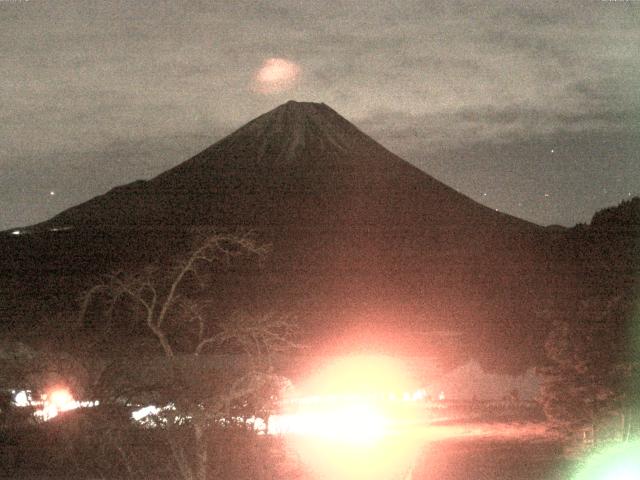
2;101;562;371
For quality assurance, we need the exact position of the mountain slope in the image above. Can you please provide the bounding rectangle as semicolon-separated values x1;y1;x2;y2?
39;101;534;232
2;101;560;372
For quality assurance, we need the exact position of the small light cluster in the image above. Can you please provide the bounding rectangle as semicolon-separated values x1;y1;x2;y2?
11;388;98;421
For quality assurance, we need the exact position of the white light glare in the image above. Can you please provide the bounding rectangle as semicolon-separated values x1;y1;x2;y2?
13;390;31;407
132;405;161;421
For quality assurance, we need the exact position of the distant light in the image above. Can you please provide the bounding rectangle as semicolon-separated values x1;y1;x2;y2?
49;389;73;409
246;416;267;432
11;230;21;235
412;388;426;401
49;191;55;196
132;405;160;421
34;388;77;420
131;403;177;427
13;390;31;407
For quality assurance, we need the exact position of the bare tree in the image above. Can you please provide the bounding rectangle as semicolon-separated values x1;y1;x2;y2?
79;233;269;356
78;232;302;480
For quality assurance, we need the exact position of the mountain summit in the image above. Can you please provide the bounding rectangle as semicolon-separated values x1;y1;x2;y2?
4;101;555;371
41;101;535;233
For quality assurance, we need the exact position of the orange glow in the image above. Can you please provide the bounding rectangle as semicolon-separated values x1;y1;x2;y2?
293;433;421;480
277;355;424;479
37;388;77;420
48;388;74;409
299;355;415;397
252;57;301;94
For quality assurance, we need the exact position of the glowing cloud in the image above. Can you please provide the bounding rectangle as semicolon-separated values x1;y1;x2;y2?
252;57;301;94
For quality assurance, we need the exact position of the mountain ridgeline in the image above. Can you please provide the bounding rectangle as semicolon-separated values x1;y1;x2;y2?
1;101;637;373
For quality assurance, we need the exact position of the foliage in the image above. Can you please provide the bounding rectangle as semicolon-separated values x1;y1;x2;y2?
537;295;638;441
589;197;640;231
1;410;304;480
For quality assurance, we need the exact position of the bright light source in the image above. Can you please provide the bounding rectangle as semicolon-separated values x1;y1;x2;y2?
300;355;415;398
273;355;425;442
275;355;424;479
573;440;640;480
49;389;73;409
246;416;267;433
269;403;386;445
13;390;31;407
35;388;78;420
132;405;160;422
131;403;179;427
413;388;427;401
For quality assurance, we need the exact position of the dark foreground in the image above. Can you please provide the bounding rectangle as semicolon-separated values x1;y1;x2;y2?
1;427;573;480
411;437;568;480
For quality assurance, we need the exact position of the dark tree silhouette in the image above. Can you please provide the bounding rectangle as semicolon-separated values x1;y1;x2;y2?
537;295;638;442
79;232;302;480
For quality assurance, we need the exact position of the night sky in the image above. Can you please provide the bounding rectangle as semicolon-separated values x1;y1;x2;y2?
2;1;638;231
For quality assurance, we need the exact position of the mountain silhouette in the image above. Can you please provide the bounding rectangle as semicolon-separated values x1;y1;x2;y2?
2;101;564;372
38;101;536;232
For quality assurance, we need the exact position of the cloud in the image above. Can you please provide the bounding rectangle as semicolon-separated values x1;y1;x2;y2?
251;57;302;94
357;103;637;158
358;111;640;227
0;0;638;228
0;132;222;229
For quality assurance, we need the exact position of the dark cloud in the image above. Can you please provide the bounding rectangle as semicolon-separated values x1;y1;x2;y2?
0;132;221;229
358;118;640;226
1;0;638;229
